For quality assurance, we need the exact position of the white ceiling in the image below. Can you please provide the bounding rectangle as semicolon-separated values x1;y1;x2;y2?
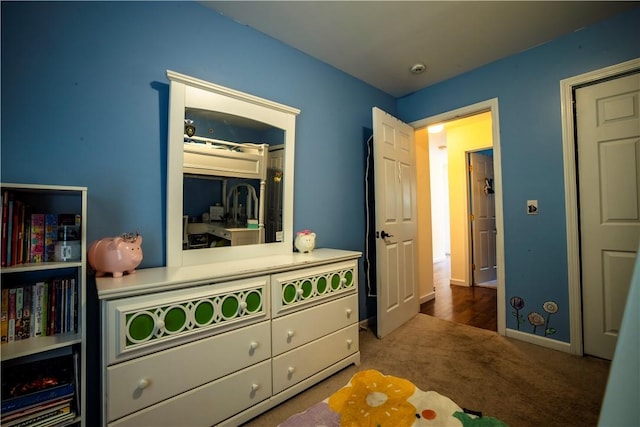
202;1;638;97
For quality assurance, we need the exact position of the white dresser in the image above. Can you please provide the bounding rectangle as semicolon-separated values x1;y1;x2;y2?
97;248;361;426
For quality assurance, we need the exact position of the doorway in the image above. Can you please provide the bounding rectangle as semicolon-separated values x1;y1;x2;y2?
413;100;505;335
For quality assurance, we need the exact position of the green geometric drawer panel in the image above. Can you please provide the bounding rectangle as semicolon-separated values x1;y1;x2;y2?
106;278;269;364
124;287;264;347
272;260;357;316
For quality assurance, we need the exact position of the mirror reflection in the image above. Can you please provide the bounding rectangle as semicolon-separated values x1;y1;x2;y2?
182;108;285;250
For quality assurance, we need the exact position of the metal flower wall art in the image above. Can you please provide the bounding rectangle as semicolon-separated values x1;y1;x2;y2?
510;297;559;337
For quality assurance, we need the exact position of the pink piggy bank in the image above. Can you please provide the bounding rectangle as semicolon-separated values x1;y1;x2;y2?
88;235;143;278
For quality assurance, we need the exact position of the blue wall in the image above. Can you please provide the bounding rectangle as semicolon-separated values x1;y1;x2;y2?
1;1;394;321
397;7;640;342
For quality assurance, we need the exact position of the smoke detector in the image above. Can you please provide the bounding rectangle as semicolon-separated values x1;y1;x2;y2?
410;63;426;74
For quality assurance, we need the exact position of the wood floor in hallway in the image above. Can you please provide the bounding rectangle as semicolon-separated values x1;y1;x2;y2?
420;257;497;332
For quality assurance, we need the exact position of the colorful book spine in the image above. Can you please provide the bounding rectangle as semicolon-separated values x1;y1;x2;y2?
20;285;31;339
32;282;44;337
41;282;49;336
44;214;57;262
7;288;16;342
1;400;72;427
10;201;21;266
16;202;25;265
6;199;14;266
15;287;23;340
71;278;78;333
1;288;8;342
54;281;62;334
28;214;45;263
8;408;74;427
1;190;9;267
0;383;75;415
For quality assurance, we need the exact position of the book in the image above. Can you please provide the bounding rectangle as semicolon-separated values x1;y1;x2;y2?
28;214;45;264
10;407;75;427
1;383;74;416
7;288;16;342
71;278;78;333
20;285;32;340
15;287;23;340
46;281;53;336
16;202;26;265
1;398;72;424
1;355;75;415
1;190;9;267
32;282;45;337
1;288;8;342
60;279;67;333
43;214;57;263
11;200;21;265
40;282;49;337
6;199;14;266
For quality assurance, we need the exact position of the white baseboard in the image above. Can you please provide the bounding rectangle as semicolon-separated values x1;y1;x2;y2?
450;279;468;287
420;291;435;304
505;328;572;353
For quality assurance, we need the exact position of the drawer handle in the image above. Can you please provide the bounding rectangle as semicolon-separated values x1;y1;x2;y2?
347;339;353;345
346;308;353;316
156;320;165;330
251;383;260;392
249;341;259;350
296;288;304;296
138;378;151;390
287;366;296;374
287;330;295;339
239;301;248;312
341;278;347;285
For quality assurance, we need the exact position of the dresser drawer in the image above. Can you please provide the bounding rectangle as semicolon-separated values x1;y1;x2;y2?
272;293;357;356
109;359;272;427
272;323;359;394
271;260;357;317
105;276;269;364
107;320;270;422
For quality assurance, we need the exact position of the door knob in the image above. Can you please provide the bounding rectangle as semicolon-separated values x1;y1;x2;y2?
380;230;394;239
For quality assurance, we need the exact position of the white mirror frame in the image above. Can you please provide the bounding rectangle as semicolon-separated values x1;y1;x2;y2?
166;70;300;267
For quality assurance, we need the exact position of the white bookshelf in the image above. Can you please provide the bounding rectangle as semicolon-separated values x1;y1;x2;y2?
1;183;87;427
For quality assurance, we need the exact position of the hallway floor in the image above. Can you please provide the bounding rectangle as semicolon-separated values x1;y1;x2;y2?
420;257;497;332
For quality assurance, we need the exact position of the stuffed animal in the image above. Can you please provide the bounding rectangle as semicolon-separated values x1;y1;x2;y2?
294;230;316;253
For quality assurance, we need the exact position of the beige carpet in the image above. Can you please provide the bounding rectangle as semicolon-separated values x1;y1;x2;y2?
242;314;611;427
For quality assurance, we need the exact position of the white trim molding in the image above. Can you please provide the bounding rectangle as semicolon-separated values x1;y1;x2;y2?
506;328;572;353
560;57;640;356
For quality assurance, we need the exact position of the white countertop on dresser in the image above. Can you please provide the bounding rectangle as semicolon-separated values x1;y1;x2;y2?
96;248;361;300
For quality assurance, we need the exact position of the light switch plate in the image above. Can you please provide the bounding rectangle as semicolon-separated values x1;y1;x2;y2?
527;200;538;215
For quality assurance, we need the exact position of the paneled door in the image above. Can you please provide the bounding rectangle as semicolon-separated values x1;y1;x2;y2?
469;151;497;285
373;107;419;338
577;71;640;360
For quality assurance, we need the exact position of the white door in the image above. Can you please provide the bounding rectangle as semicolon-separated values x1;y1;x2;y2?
373;107;419;338
577;71;640;360
469;152;497;285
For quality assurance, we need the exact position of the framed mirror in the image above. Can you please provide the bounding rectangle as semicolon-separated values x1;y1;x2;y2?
166;71;299;267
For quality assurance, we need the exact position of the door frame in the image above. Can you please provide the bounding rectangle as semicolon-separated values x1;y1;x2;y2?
412;98;505;335
560;57;640;356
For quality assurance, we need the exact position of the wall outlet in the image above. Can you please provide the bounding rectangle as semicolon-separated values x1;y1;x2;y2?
527;200;538;215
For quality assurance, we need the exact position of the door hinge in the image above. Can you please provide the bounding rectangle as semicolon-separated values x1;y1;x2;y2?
470;214;475;221
472;263;476;271
468;164;473;172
